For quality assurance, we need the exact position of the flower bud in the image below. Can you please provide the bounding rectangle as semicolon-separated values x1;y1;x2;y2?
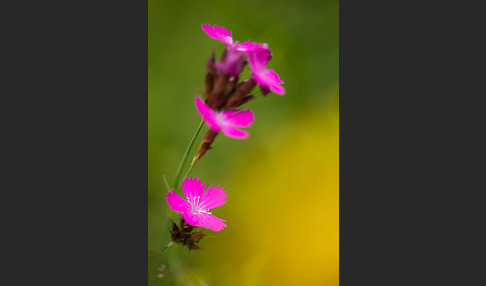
168;218;206;252
204;50;217;103
209;73;231;109
192;129;219;167
225;78;257;108
214;47;245;79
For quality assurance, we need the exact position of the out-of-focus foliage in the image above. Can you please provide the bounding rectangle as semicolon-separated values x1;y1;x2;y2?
149;0;338;285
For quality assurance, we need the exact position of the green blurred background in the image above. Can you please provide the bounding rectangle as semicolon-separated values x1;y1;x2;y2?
149;0;338;285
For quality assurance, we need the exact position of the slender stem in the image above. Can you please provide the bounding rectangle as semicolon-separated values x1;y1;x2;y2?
164;120;203;282
171;119;204;190
162;174;171;193
183;165;195;182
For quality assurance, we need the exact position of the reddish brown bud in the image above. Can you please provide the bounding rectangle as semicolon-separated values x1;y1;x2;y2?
204;51;217;103
225;77;257;108
168;218;206;252
210;73;231;109
260;85;271;96
169;219;194;244
190;231;206;243
192;129;219;167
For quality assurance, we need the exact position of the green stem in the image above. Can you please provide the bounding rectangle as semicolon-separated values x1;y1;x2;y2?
162;174;171;193
183;165;195;182
164;120;203;282
171;119;204;190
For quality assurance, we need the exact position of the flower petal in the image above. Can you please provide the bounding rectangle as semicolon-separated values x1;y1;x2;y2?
252;69;285;96
222;109;255;128
182;176;205;201
248;50;270;72
181;211;203;228
263;69;285;95
198;212;227;231
166;189;189;213
214;48;245;78
221;125;249;139
246;48;284;95
239;41;272;61
236;40;259;53
199;184;227;210
195;96;221;132
201;24;233;46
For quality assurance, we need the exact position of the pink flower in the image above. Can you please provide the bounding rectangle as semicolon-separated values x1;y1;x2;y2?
195;96;255;139
166;177;227;231
236;41;272;59
202;24;271;57
214;47;245;78
248;50;285;95
202;23;285;95
201;24;234;46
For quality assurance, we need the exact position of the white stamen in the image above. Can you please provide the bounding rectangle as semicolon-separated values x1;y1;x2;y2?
190;196;211;215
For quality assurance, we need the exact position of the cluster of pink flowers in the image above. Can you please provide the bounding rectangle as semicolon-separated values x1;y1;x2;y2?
201;24;285;96
196;24;285;144
166;24;285;238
